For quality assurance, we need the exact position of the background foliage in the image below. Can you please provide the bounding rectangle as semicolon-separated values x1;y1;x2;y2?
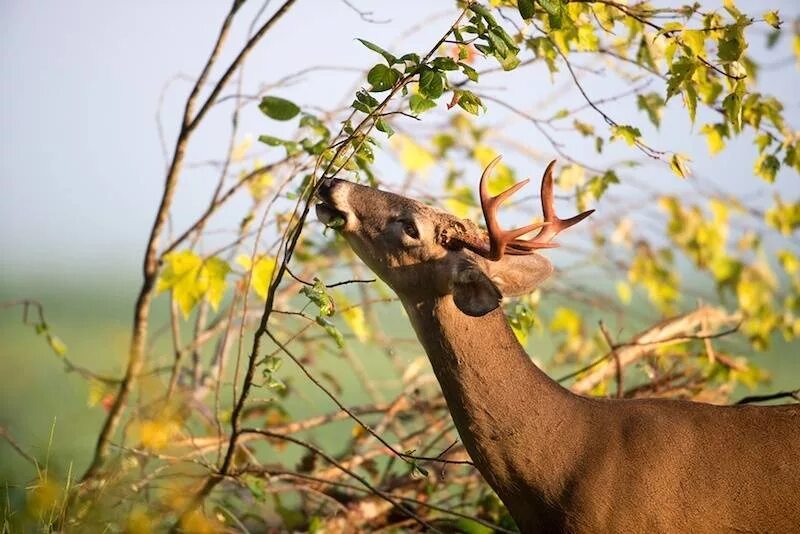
2;0;798;531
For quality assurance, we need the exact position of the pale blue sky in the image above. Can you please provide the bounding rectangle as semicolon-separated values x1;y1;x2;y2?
1;1;797;282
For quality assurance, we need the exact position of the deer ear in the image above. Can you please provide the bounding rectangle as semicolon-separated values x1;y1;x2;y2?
451;261;503;317
483;253;553;298
451;254;553;317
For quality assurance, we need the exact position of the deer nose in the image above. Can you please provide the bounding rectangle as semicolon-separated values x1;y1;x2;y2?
316;177;340;202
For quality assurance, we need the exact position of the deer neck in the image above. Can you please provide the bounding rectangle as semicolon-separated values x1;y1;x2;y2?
401;293;588;507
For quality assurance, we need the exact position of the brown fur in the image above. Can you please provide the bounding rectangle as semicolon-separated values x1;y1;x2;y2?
316;177;800;533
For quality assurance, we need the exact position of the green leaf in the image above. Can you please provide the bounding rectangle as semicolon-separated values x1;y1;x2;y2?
418;67;444;99
717;25;747;63
586;170;619;200
518;0;535;20
367;64;400;92
683;84;698;125
375;118;394;137
610;125;641;146
431;57;459;71
355;89;379;109
459;62;479;82
299;113;330;138
258;135;300;156
316;316;345;348
409;94;437;115
636;36;658;73
259;96;300;121
722;82;745;132
453;518;494;534
538;0;564;17
300;278;335;316
262;355;283;374
754;153;780;183
636;92;664;128
244;476;267;502
666;56;696;101
356;38;396;65
538;0;566;28
454;90;484;115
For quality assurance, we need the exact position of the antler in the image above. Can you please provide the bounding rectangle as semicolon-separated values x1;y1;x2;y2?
452;156;594;261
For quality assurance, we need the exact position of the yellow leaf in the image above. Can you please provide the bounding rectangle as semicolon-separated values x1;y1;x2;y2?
48;335;67;356
558;164;585;191
126;506;155;534
230;133;253;162
342;306;369;342
27;478;63;517
550;307;582;336
158;251;230;317
473;144;497;167
669;153;691;178
681;30;706;56
616;281;632;304
352;423;367;439
763;11;781;30
794;34;800;66
238;255;276;300
577;25;599;51
136;417;180;451
709;198;729;225
700;124;725;155
511;322;529;345
204;257;231;310
444;198;472;218
473;145;515;195
87;379;106;407
180;510;221;534
393;134;435;174
235;254;253;270
247;162;274;201
402;357;428;383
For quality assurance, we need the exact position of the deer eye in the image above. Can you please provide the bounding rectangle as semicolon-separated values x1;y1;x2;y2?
401;220;419;239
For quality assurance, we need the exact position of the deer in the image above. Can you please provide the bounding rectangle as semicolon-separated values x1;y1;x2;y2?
315;157;800;533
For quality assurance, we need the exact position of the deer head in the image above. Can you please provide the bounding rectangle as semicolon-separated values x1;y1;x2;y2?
315;157;593;316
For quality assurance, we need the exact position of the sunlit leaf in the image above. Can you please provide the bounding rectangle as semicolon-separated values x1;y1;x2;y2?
550;307;581;336
393;134;435;173
610;125;641;146
158;251;231;318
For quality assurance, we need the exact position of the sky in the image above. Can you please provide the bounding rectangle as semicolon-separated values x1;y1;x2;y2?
1;0;798;283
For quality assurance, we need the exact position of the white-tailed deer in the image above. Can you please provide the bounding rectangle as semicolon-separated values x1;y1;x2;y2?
315;158;800;533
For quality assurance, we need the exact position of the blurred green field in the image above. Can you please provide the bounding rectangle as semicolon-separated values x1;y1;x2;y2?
1;273;798;516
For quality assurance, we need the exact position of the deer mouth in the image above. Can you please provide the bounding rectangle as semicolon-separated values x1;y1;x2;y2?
315;202;347;228
315;178;349;229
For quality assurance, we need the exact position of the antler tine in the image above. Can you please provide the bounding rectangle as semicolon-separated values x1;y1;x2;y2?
529;160;595;245
447;157;593;261
477;156;549;261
